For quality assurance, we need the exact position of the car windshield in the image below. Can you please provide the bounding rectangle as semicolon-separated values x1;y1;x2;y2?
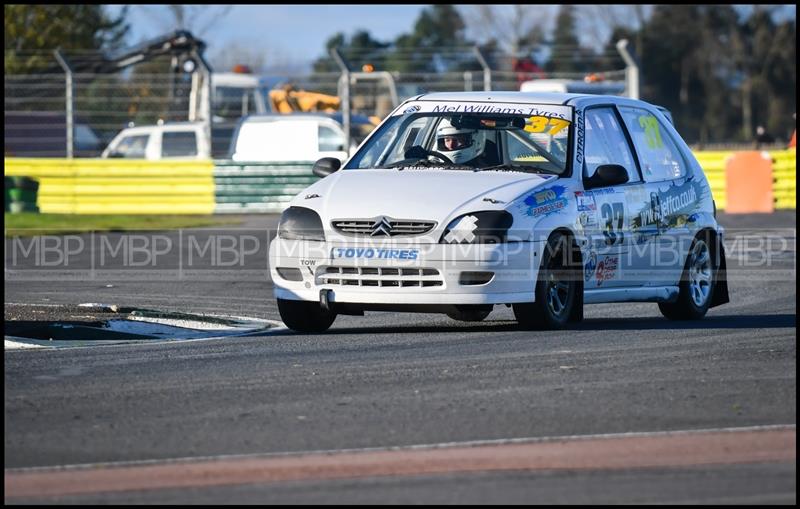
345;101;572;175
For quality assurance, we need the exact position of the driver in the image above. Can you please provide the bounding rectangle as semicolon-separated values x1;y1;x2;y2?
436;118;496;166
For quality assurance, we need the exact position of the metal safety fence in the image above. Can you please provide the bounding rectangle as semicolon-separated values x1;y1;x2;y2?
5;42;637;159
5;71;195;159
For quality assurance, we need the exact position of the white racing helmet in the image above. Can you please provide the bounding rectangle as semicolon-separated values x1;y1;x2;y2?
436;118;485;164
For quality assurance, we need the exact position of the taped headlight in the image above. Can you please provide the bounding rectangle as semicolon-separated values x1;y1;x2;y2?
440;211;513;244
278;206;325;241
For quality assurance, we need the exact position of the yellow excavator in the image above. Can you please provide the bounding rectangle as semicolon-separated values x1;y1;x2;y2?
268;83;341;114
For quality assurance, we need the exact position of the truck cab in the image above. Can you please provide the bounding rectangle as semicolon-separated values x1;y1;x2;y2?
101;122;210;160
211;71;273;121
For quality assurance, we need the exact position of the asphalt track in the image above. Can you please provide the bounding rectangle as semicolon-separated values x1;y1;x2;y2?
4;211;796;504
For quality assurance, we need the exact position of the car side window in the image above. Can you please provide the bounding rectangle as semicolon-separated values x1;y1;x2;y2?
348;115;402;169
162;131;198;157
506;134;538;162
618;106;687;182
318;125;344;152
110;134;149;158
382;116;430;163
584;107;640;183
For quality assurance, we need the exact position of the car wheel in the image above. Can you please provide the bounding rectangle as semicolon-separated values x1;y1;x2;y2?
446;305;493;322
658;234;714;320
277;298;337;333
513;235;580;330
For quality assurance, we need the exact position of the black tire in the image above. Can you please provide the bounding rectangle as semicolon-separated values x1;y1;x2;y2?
446;305;493;322
658;233;715;320
513;235;580;330
277;298;336;333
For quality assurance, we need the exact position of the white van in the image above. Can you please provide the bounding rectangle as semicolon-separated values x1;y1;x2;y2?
520;79;626;96
102;122;210;160
230;114;349;163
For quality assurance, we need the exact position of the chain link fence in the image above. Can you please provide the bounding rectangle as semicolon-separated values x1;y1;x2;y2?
6;69;196;157
5;46;633;158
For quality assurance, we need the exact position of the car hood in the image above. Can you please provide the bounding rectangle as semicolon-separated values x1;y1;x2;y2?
299;169;556;222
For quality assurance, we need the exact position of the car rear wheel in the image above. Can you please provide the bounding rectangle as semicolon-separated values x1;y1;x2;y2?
446;305;493;322
277;298;337;333
658;234;714;320
513;235;580;330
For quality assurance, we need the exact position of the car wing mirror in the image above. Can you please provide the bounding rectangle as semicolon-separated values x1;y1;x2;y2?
584;164;629;189
313;157;342;178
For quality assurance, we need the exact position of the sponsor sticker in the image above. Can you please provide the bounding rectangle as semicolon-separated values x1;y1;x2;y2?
631;179;704;234
392;102;573;123
595;256;618;286
584;251;597;282
331;247;419;260
575;191;597;212
578;211;598;228
519;185;569;217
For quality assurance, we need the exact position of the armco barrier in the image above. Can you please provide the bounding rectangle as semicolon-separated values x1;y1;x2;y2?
4;158;215;214
213;161;318;213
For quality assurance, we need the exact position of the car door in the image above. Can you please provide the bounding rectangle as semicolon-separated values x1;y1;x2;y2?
617;105;698;287
579;106;646;290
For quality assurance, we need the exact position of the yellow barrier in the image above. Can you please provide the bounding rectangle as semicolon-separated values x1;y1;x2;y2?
693;149;796;210
4;152;795;214
771;149;796;209
4;158;215;214
693;150;731;210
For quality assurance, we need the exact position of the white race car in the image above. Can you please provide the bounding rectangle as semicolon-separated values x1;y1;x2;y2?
269;92;729;332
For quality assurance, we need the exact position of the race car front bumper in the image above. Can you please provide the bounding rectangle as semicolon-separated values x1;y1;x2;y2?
269;239;544;306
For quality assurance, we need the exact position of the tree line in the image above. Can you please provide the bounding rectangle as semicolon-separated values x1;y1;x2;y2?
311;5;796;145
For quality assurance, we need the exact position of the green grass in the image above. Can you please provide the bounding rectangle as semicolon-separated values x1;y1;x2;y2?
4;213;244;237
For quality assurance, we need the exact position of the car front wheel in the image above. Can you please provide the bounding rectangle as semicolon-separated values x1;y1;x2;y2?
277;298;337;333
513;235;580;330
